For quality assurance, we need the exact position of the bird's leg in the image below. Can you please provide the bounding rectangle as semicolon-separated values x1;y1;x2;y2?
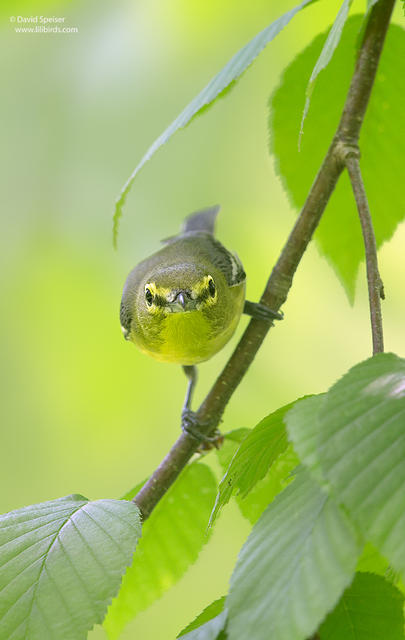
243;300;284;323
182;365;197;414
181;366;221;447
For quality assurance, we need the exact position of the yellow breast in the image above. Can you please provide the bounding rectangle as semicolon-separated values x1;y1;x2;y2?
154;311;211;365
138;306;240;365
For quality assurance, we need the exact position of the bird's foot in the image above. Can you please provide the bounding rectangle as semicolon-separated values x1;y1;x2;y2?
198;431;224;452
244;300;284;323
181;409;223;450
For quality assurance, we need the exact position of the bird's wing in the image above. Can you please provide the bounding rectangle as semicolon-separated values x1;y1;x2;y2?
120;298;133;339
207;238;246;288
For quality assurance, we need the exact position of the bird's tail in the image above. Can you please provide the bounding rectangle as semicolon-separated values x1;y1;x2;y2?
181;205;220;235
161;205;220;244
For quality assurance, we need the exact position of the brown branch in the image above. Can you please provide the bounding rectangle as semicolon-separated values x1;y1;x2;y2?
134;0;395;521
346;153;384;354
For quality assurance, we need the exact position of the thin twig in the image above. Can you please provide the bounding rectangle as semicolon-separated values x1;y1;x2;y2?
346;153;384;354
134;0;395;520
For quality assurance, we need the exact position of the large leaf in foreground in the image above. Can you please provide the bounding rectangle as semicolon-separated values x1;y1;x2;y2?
319;572;404;640
113;0;318;244
178;597;227;639
270;18;405;301
0;495;141;640
104;462;217;640
285;393;325;483
227;469;361;640
209;402;295;525
316;353;405;583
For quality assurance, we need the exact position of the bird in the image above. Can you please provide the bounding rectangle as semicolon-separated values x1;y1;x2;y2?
120;205;282;441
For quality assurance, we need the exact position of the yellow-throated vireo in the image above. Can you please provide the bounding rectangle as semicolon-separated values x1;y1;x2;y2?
120;206;282;441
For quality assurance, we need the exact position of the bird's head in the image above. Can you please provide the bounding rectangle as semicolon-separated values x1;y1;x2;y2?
120;262;222;341
142;264;218;315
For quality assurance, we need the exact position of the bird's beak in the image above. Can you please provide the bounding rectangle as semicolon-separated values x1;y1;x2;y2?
167;290;196;313
177;292;186;309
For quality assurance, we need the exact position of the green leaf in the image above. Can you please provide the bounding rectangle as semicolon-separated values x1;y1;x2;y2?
316;353;405;584
0;494;141;640
285;394;326;483
235;446;299;525
103;462;217;640
357;544;401;588
319;572;404;640
270;18;405;301
287;397;400;584
215;429;297;524
215;429;251;472
113;0;318;245
209;402;296;526
300;0;353;144
356;542;390;577
227;469;361;640
216;429;298;525
178;597;227;639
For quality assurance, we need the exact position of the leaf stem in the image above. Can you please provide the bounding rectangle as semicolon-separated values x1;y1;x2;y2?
134;0;395;521
346;153;384;354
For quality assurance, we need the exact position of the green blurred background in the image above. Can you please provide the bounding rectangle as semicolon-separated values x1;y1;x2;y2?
1;0;404;638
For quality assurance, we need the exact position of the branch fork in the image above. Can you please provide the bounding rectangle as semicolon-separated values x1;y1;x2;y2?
335;139;360;163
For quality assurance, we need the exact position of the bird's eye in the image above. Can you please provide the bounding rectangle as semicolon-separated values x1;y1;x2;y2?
145;287;154;307
208;277;216;298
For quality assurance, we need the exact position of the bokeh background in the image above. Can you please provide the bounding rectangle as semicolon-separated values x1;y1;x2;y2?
1;0;404;638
